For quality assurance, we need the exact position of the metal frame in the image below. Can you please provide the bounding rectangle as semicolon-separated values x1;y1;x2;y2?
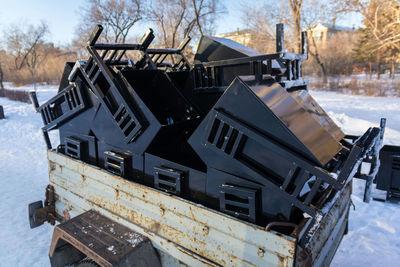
204;110;382;216
193;24;308;92
38;83;88;132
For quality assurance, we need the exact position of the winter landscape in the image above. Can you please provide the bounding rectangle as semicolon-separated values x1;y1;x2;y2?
0;0;399;266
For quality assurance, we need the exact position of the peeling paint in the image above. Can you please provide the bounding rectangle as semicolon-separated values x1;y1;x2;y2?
48;151;297;267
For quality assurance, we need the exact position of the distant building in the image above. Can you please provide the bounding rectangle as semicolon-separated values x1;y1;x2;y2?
215;29;253;47
307;23;354;45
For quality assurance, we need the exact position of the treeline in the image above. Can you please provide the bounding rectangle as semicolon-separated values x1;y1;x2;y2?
0;0;222;89
0;0;399;89
242;0;400;82
0;22;77;89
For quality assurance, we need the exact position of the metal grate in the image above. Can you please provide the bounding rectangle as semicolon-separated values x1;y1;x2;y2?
104;151;131;177
219;184;258;223
153;166;184;195
39;84;87;131
65;136;88;161
207;118;243;156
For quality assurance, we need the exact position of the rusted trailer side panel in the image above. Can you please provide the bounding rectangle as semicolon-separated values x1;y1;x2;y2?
48;151;296;267
296;182;351;266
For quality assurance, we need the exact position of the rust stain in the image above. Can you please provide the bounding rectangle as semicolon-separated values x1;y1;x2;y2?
188;206;197;222
202;225;209;236
150;222;161;233
60;188;253;267
115;189;120;200
159;204;166;216
90;195;234;265
277;254;285;267
178;260;189;267
257;248;265;258
49;161;56;171
175;245;216;267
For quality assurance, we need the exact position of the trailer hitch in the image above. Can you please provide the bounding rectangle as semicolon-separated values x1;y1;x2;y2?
28;185;57;228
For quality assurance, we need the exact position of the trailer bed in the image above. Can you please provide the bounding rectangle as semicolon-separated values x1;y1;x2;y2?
47;150;351;266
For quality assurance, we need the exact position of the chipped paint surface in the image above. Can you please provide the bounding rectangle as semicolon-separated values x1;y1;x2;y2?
296;182;352;267
48;151;296;267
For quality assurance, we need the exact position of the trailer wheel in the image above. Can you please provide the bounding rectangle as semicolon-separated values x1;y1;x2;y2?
76;258;100;267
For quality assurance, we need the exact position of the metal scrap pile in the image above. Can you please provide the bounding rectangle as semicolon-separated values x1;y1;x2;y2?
36;24;386;242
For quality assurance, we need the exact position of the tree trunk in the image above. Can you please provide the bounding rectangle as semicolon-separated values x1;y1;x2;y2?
376;52;381;80
288;0;302;53
30;68;37;91
317;57;328;85
192;0;203;36
309;36;327;85
0;63;4;89
391;56;395;79
369;61;372;78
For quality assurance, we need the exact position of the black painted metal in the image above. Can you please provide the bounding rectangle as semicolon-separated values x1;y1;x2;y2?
154;166;184;195
0;105;4;119
65;136;88;161
375;145;400;201
36;24;388;244
104;151;131;178
29;91;40;112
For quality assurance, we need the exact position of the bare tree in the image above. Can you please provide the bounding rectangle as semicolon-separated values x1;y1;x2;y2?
5;22;49;90
288;0;302;53
149;0;222;48
301;0;354;83
349;0;400;51
241;0;355;83
79;0;143;43
348;0;400;78
241;1;287;53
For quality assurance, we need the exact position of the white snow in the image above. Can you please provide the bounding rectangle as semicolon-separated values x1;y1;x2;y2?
310;90;400;267
0;87;399;266
0;86;58;266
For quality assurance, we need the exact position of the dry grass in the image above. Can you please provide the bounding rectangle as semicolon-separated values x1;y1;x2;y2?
309;75;400;97
2;45;77;87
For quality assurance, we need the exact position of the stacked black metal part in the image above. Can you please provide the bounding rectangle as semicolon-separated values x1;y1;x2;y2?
37;24;385;242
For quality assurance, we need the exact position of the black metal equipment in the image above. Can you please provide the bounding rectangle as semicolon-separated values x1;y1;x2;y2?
375;145;400;201
35;24;387;243
0;105;4;119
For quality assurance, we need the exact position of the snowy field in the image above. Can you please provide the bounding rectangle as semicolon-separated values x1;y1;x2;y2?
0;86;399;266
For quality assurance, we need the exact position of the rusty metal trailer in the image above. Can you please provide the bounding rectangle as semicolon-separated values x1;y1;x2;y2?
39;149;351;267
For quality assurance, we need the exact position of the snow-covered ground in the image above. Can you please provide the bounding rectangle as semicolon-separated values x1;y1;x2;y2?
0;87;59;266
0;86;399;266
311;91;400;267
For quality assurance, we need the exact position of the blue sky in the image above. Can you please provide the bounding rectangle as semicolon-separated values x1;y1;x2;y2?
0;0;84;45
0;0;361;46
